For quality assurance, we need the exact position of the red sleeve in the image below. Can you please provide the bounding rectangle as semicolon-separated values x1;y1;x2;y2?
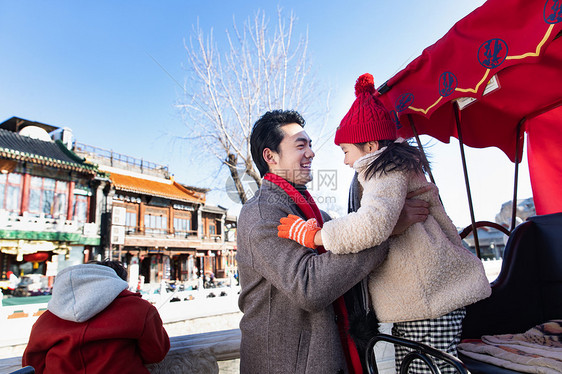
22;319;48;373
22;349;46;374
138;303;170;364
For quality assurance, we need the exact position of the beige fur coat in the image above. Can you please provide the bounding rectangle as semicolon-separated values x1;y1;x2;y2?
321;149;491;322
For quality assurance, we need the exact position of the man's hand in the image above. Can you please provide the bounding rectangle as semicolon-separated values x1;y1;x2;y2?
392;185;434;236
406;184;436;200
278;214;321;249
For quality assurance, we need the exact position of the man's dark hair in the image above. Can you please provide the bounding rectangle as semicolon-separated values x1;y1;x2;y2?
89;259;128;281
250;110;305;177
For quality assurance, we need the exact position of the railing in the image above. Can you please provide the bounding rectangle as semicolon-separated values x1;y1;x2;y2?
147;329;240;373
125;226;197;239
125;227;229;245
0;211;98;237
166;229;200;240
173;230;199;239
73;142;169;178
0;330;242;374
202;234;222;243
125;226;200;240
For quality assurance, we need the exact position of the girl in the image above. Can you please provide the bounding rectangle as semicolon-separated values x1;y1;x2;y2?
278;73;491;373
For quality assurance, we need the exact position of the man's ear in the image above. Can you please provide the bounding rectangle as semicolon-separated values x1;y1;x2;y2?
263;148;278;166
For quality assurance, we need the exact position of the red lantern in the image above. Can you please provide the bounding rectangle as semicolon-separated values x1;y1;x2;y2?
23;252;51;263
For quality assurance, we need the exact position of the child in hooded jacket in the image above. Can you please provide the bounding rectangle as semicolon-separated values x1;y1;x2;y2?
278;73;491;373
23;261;170;374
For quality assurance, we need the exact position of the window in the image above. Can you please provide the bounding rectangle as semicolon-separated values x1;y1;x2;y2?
0;173;22;214
72;186;91;223
144;213;167;234
126;211;137;233
28;177;68;219
174;217;191;237
209;224;216;235
72;195;89;222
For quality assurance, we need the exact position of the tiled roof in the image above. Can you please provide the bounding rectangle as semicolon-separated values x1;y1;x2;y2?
0;116;59;133
0;128;97;174
110;172;205;204
202;205;228;214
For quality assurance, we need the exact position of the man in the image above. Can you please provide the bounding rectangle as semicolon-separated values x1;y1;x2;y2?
236;110;429;373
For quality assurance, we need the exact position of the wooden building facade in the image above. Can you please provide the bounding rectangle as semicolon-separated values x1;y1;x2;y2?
0;117;103;289
0;116;238;293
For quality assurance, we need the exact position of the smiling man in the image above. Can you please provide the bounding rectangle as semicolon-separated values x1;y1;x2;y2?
236;110;427;373
265;123;314;185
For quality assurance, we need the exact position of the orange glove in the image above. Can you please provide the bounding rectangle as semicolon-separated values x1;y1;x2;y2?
278;214;320;249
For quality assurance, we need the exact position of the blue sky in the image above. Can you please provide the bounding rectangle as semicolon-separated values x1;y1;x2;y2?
0;0;533;227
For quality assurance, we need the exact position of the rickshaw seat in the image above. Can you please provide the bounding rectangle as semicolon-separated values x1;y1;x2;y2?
462;212;562;338
459;212;562;373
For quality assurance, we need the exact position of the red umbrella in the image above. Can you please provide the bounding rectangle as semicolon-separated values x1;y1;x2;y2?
377;0;562;222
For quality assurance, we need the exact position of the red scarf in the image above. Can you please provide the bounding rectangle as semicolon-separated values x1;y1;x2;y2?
264;172;363;374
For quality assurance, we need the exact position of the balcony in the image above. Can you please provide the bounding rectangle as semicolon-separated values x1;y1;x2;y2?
120;226;202;248
112;224;235;251
0;211;100;254
202;234;222;243
74;142;170;179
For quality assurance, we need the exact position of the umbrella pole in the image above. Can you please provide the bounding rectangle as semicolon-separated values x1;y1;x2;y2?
510;120;524;231
407;114;436;185
453;103;481;258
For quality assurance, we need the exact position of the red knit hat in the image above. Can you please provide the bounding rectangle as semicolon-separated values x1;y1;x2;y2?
334;73;397;145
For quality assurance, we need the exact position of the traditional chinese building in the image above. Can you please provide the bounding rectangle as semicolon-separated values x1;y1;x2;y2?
72;142;237;286
0;117;103;288
0;116;237;291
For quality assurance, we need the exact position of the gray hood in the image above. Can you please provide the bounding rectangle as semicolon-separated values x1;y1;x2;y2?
48;264;128;323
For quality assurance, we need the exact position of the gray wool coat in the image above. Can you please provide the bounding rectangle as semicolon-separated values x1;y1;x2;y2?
236;179;389;374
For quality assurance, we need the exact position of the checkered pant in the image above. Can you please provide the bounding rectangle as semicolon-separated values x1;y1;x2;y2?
392;308;466;374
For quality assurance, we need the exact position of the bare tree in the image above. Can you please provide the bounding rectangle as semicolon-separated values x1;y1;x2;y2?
178;8;323;204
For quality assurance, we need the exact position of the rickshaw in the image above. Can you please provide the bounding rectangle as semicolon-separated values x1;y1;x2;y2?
365;0;562;372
